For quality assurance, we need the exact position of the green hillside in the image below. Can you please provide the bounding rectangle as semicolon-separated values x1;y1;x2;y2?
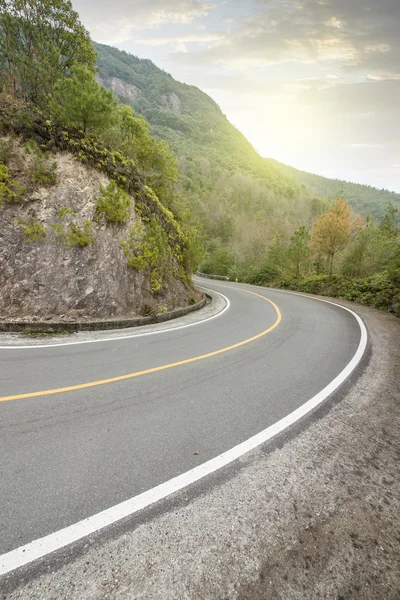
95;43;322;271
266;159;400;221
95;43;295;197
95;42;399;292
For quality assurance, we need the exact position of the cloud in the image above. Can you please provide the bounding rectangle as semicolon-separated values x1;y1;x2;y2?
134;33;223;46
70;0;400;190
168;0;400;77
72;0;215;43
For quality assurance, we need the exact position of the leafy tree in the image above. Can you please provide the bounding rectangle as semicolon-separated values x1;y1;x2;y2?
51;65;117;133
200;247;233;276
288;226;310;277
379;203;399;237
266;236;289;273
388;242;400;284
0;0;97;106
244;261;279;286
311;198;360;277
341;215;376;278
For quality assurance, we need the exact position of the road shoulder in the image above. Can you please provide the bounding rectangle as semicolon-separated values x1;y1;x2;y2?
3;299;400;599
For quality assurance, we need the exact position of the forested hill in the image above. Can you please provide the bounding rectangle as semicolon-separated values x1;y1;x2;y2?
95;42;399;279
95;42;297;198
266;159;400;220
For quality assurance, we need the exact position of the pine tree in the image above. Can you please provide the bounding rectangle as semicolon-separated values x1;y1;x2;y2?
288;226;310;277
0;0;96;106
51;65;117;133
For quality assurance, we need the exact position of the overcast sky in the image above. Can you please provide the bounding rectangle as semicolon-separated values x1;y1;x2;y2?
73;0;400;192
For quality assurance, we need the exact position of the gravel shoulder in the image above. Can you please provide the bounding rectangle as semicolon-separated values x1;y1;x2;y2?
2;298;399;599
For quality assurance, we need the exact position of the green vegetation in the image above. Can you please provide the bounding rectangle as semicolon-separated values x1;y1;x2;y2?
95;42;400;284
0;1;398;315
65;221;95;247
0;0;96;108
276;273;399;316
95;43;295;195
95;181;131;224
267;159;400;221
51;65;117;133
0;0;202;291
57;206;76;218
121;219;174;292
17;220;47;243
0;137;14;163
234;201;400;317
50;220;94;246
23;140;57;185
0;162;25;204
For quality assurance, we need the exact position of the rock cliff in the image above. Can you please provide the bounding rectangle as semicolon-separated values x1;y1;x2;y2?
0;136;199;322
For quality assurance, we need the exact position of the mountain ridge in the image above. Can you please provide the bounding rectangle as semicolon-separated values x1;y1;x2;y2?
266;158;400;219
95;41;399;220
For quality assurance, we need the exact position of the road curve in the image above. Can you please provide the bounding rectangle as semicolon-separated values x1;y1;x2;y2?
0;280;365;572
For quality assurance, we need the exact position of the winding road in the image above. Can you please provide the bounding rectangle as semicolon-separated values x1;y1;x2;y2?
0;278;366;576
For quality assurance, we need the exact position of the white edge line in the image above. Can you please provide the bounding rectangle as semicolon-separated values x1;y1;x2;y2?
0;293;367;577
0;287;229;350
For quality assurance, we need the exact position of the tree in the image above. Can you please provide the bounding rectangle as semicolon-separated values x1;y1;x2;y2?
200;247;233;276
51;65;117;133
288;226;310;277
0;0;96;106
266;236;289;273
310;198;360;277
341;215;376;277
379;203;399;238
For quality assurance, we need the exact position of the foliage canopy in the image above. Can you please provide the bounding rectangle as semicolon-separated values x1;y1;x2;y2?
0;0;97;107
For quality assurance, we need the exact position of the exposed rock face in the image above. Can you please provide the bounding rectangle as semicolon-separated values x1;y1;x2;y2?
105;76;141;103
0;148;195;320
160;93;182;114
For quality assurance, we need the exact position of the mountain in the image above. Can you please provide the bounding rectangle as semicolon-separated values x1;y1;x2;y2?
95;42;399;273
95;43;295;198
266;159;400;221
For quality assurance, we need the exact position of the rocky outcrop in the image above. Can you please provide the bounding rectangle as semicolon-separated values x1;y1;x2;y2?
160;93;182;114
0;141;199;321
99;76;141;103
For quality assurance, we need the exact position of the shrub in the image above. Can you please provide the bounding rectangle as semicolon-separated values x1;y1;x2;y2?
51;222;65;242
95;181;131;224
141;303;157;317
121;219;172;293
23;140;57;186
274;272;399;315
0;138;14;164
65;221;95;247
57;206;76;218
0;163;25;204
244;262;279;286
18;220;47;242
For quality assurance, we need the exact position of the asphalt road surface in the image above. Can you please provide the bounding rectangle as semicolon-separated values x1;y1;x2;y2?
0;279;362;564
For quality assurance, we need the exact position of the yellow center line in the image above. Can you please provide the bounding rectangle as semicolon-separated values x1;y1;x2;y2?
0;289;281;403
